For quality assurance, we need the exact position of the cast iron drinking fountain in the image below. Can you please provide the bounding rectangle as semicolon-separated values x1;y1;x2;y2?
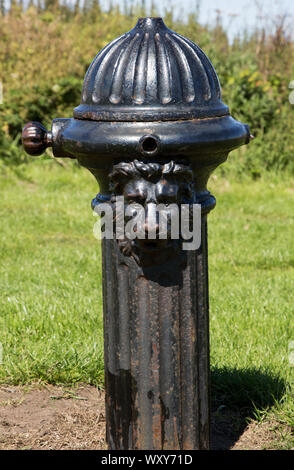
22;17;251;450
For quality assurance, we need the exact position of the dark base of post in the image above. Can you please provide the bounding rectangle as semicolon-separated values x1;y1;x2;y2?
102;218;210;450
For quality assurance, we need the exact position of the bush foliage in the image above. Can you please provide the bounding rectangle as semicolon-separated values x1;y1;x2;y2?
1;1;294;174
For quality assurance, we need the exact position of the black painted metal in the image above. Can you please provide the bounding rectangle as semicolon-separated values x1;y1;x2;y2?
21;17;251;450
74;17;228;122
102;218;210;449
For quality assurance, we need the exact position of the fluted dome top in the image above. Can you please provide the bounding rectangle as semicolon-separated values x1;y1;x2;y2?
74;17;229;122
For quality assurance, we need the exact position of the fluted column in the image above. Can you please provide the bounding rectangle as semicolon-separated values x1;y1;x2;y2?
97;160;213;449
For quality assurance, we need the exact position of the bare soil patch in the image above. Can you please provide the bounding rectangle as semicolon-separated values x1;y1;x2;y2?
0;384;106;450
0;385;285;450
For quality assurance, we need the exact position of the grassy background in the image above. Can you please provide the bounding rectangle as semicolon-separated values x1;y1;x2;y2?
0;159;293;447
1;0;294;449
0;160;103;385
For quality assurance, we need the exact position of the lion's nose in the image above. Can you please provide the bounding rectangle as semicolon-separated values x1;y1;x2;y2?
142;219;160;237
142;203;160;238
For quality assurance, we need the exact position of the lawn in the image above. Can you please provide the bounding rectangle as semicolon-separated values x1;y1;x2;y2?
0;159;103;385
0;158;293;447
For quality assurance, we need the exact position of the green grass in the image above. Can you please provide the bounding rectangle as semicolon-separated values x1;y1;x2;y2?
0;158;293;445
0;159;104;385
209;174;294;389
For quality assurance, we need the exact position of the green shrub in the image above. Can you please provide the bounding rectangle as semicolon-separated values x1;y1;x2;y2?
0;5;293;174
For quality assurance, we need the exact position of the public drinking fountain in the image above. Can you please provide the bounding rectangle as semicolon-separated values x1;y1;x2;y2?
22;17;251;450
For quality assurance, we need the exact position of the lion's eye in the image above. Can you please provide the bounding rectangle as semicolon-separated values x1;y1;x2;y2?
179;186;192;202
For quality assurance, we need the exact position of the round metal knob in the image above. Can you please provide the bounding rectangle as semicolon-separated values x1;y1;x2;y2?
22;122;52;156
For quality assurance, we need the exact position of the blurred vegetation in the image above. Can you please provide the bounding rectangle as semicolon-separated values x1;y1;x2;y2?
0;0;294;175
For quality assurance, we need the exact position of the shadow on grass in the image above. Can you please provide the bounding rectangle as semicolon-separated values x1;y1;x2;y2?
210;366;287;450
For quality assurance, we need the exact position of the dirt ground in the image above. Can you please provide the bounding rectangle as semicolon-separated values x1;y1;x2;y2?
0;384;286;450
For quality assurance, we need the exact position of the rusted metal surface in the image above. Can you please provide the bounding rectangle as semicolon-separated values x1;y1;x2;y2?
21;16;251;450
102;218;210;450
96;158;213;449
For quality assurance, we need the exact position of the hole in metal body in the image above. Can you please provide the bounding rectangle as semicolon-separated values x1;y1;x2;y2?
139;135;160;155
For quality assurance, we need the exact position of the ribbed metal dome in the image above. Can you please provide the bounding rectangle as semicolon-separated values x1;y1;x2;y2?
74;17;229;122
